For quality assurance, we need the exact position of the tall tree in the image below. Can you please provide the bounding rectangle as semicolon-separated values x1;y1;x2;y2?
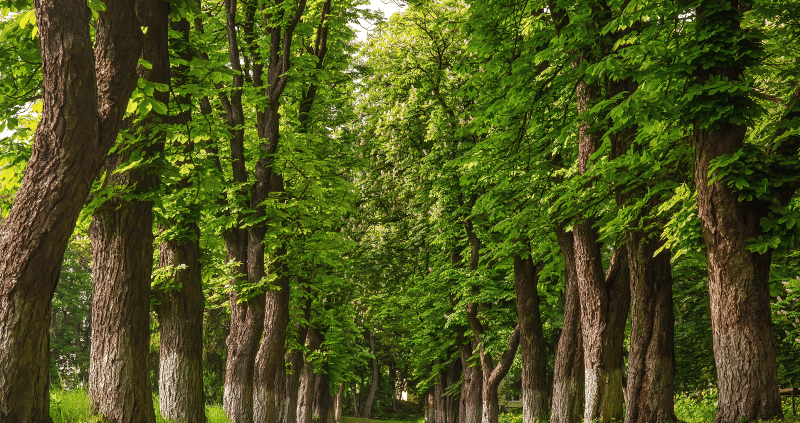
88;1;170;421
0;0;141;420
687;1;786;421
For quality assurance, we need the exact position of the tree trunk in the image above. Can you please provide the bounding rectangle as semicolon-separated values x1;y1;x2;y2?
88;1;169;421
0;0;140;420
335;383;344;422
458;333;483;423
313;363;333;423
299;327;324;423
573;74;631;422
690;3;783;422
153;16;207;423
353;382;360;417
223;229;265;423
551;228;584;423
513;254;549;422
478;327;521;423
285;299;314;423
361;330;380;419
253;274;292;423
89;183;158;423
156;226;207;423
623;235;676;423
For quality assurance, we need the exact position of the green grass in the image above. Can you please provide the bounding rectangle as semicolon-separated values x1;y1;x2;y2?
50;390;229;423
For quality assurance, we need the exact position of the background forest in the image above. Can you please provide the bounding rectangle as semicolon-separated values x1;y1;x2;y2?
0;0;799;423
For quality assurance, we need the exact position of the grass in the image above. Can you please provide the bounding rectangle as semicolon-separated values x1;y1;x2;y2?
49;389;800;423
50;390;228;423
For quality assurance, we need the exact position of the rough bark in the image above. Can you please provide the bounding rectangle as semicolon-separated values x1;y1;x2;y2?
623;235;676;423
458;332;483;423
430;359;461;423
573;69;631;422
361;330;380;418
253;274;292;423
88;0;169;421
353;382;360;417
550;228;584;423
690;2;783;422
156;227;206;423
154;16;207;423
513;254;549;422
299;327;324;423
0;1;140;421
313;362;333;423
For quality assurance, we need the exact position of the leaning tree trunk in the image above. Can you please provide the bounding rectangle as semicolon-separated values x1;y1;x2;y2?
690;2;783;422
513;253;549;422
478;326;521;423
88;1;169;421
361;330;380;418
551;228;584;423
0;1;140;420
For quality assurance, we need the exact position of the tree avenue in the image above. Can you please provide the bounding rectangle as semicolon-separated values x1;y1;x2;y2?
0;0;798;423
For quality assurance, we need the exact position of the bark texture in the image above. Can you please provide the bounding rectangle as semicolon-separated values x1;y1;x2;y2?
156;227;207;423
0;1;140;421
513;254;549;422
335;383;345;422
550;229;584;423
429;359;461;423
88;1;169;421
253;274;292;423
690;3;783;422
623;236;676;423
574;74;631;422
476;326;521;423
458;332;483;423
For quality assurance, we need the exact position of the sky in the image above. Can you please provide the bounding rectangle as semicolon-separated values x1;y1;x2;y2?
354;0;407;42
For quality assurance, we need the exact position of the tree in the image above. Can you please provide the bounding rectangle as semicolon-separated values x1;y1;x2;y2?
0;0;141;420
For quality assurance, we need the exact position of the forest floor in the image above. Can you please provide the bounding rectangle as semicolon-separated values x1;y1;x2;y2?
47;389;799;423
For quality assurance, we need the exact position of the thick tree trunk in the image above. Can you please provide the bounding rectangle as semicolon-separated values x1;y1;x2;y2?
335;383;344;422
551;229;584;423
361;330;380;418
623;235;676;423
88;1;169;421
313;363;333;423
0;1;140;420
156;225;207;423
223;230;265;423
430;359;460;423
299;327;324;423
154;16;207;423
253;274;292;423
574;76;631;422
513;254;549;422
89;190;158;423
458;334;483;423
690;3;783;422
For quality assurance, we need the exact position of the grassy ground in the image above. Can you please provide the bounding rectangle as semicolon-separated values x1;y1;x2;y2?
49;389;800;423
50;390;228;423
